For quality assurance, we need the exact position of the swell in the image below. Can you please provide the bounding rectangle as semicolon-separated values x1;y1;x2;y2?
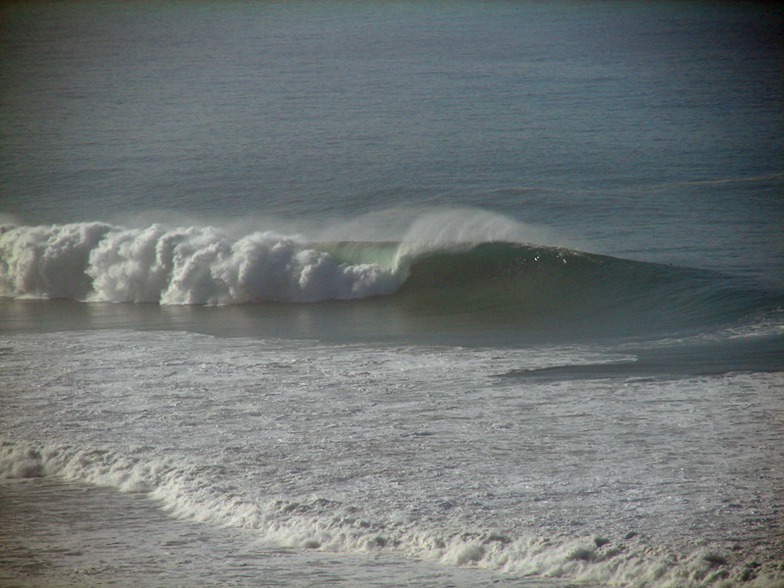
392;242;782;346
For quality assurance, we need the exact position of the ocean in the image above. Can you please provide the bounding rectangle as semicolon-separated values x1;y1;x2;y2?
1;1;783;586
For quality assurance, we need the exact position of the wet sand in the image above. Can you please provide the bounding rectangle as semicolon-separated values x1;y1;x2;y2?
0;478;531;588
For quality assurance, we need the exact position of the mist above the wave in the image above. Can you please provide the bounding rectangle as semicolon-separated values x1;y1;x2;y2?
110;205;579;271
108;206;564;249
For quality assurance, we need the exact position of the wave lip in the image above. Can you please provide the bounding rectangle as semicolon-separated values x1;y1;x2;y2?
0;223;403;304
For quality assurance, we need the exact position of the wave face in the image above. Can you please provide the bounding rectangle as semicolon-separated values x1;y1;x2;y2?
398;242;780;331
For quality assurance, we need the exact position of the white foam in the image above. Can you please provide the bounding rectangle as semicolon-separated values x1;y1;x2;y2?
2;331;782;587
0;223;402;304
2;439;780;587
0;222;113;299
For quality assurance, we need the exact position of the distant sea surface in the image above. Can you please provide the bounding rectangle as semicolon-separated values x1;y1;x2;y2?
1;1;782;586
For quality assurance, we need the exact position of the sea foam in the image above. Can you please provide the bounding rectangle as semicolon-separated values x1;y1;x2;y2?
2;438;780;587
0;223;402;304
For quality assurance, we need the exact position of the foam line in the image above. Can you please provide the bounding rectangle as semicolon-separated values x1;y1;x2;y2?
1;439;780;587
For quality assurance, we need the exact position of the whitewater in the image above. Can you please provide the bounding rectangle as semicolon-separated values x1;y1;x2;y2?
2;329;783;586
0;222;403;304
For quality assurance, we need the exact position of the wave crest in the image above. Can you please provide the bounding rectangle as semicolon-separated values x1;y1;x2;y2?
0;223;402;304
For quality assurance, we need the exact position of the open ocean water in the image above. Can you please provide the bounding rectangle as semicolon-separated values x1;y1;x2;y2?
1;1;783;586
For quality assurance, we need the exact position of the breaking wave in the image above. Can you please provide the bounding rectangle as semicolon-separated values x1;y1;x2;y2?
2;438;781;587
1;221;781;341
0;222;402;304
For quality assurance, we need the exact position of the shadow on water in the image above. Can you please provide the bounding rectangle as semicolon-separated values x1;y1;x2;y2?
497;333;783;381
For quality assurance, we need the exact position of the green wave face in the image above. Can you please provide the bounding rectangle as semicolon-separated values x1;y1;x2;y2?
312;239;782;349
